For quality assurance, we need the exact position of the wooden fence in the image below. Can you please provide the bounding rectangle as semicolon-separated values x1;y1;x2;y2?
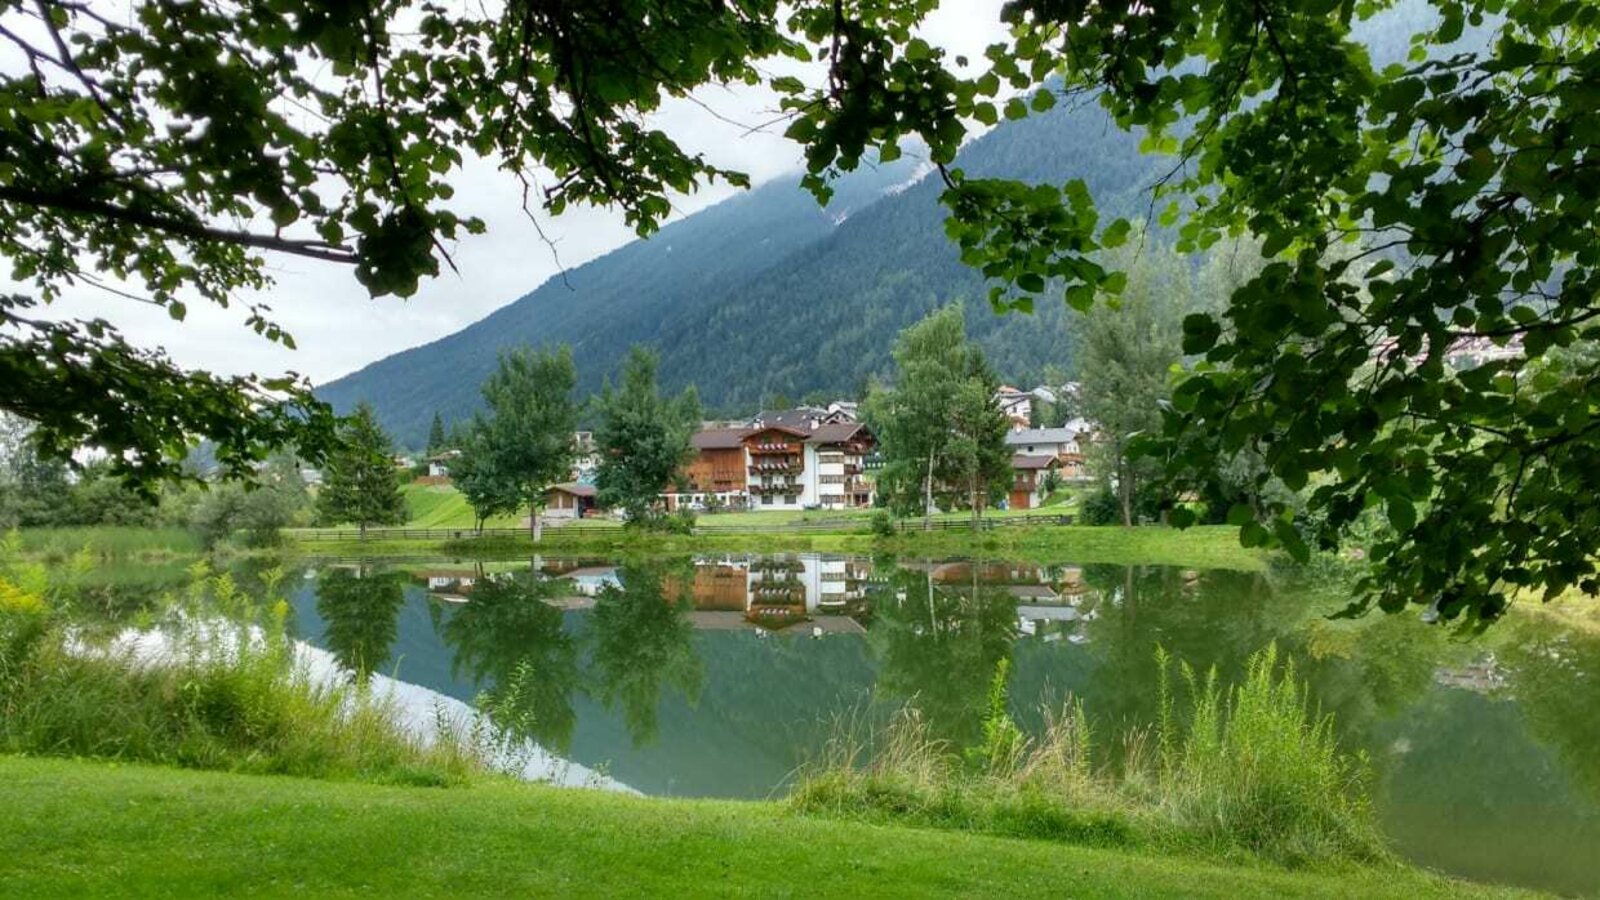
289;513;1074;543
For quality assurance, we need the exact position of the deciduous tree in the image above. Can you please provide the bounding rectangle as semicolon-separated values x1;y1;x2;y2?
1076;246;1187;527
474;348;577;542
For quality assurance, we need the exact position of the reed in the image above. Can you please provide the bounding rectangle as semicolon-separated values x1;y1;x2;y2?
791;644;1389;866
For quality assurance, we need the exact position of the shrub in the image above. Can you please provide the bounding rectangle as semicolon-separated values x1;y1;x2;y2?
869;510;897;538
0;554;485;786
1079;488;1122;525
791;646;1387;867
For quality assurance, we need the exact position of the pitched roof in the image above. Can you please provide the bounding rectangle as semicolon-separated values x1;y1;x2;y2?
806;422;870;444
1005;427;1079;446
1012;454;1059;470
744;423;811;440
549;482;597;498
752;407;831;430
691;427;751;450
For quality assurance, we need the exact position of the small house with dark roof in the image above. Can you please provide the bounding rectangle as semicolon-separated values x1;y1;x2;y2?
545;482;600;519
1009;455;1060;510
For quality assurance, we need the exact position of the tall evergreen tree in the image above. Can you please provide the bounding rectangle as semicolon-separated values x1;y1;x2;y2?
475;347;578;541
426;413;447;454
594;348;701;523
315;403;406;537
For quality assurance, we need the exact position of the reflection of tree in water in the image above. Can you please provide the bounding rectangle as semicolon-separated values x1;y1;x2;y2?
436;571;579;753
1496;617;1600;801
586;559;705;747
869;563;1018;748
1289;612;1450;753
1071;564;1290;736
316;565;406;679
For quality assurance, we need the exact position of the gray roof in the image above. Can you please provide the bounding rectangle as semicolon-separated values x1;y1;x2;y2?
1005;427;1079;446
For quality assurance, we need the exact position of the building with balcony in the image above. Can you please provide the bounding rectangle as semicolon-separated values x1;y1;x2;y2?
1010;455;1060;510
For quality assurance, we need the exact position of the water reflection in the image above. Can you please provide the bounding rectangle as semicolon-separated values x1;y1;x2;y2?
315;565;406;680
433;570;579;752
589;561;704;746
257;553;1600;895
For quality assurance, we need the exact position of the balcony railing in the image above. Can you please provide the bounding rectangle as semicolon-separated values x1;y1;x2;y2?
749;442;799;454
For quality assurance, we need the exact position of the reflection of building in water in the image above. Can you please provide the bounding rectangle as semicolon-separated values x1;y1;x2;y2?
562;565;622;597
419;571;477;604
655;556;871;632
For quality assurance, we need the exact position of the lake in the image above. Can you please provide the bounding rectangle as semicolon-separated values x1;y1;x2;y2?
81;552;1600;896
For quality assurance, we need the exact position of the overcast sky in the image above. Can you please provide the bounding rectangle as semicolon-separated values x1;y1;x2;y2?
20;3;1008;387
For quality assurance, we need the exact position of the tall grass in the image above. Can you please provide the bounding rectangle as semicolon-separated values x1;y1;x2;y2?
16;526;202;560
791;645;1388;867
0;554;486;786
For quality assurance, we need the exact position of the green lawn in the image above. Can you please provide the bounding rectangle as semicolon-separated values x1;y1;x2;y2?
0;757;1527;898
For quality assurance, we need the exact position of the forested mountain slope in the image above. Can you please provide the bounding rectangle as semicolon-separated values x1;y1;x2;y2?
319;0;1455;447
317;95;1159;445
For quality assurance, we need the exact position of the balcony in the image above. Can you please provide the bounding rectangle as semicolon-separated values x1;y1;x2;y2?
748;462;802;475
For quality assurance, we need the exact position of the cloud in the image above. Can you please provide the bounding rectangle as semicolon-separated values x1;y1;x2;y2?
12;2;1007;386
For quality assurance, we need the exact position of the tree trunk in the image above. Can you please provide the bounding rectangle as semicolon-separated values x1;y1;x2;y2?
359;520;367;540
923;452;935;532
529;503;542;543
1119;457;1134;528
970;474;981;529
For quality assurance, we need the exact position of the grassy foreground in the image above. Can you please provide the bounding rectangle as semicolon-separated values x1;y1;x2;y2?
0;757;1525;899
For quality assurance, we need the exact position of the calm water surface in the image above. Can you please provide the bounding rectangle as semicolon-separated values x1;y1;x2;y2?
89;553;1600;896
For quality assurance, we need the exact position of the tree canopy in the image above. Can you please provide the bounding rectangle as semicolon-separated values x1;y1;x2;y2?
467;347;577;540
867;305;1010;528
593;347;701;523
4;0;1596;621
314;402;405;535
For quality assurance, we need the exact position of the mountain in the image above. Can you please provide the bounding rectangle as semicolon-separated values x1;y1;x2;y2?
313;0;1464;448
317;96;1160;446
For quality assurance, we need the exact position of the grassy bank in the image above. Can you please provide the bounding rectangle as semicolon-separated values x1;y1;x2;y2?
293;524;1265;570
0;757;1527;898
13;525;202;559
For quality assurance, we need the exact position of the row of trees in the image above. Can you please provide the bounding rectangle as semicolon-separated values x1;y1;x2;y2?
445;346;699;538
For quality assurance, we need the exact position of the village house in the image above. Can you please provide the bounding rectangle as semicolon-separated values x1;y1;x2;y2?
1004;418;1096;482
544;482;599;520
426;448;461;479
665;426;750;512
1009;455;1060;510
570;431;599;480
993;385;1034;427
665;416;878;512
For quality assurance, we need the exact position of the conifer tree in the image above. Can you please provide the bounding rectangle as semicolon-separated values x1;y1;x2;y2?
315;403;406;537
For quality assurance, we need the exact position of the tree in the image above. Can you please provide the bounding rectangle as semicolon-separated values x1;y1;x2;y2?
449;425;517;534
943;356;1013;527
190;454;309;547
315;403;405;537
426;414;447;455
315;566;407;681
1076;246;1187;526
866;307;965;528
0;2;801;485
8;1;1595;623
474;348;577;542
594;348;701;523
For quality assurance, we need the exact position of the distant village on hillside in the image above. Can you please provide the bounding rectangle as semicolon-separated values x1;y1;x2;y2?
382;384;1100;519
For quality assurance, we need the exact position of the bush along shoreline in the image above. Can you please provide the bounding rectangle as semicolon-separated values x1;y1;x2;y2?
791;646;1387;869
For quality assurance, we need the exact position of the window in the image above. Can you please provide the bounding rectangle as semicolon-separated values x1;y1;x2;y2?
762;494;774;505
